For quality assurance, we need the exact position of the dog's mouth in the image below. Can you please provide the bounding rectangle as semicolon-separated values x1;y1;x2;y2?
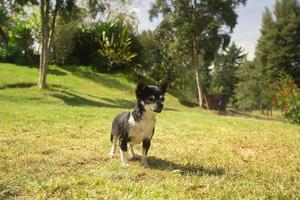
153;105;163;113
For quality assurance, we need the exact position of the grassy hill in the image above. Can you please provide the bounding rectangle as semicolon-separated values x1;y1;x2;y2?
0;63;299;199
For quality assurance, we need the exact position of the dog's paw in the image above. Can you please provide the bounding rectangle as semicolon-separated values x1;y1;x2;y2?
123;162;130;167
132;154;139;160
142;160;149;168
108;152;115;159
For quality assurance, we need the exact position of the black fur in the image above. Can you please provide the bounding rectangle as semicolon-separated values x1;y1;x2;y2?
142;140;151;155
109;81;168;167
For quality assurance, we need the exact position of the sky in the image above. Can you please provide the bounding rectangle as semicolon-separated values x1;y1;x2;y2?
132;0;277;60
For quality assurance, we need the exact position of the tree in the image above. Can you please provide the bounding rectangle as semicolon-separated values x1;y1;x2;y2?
0;5;9;45
210;43;246;96
255;0;300;87
39;0;79;88
235;61;262;111
1;0;38;45
87;0;136;24
137;28;176;84
253;0;300;113
5;22;35;63
38;0;133;88
0;3;36;63
52;21;79;64
150;0;247;108
254;8;276;110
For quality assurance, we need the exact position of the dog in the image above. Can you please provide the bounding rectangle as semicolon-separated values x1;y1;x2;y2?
108;81;168;167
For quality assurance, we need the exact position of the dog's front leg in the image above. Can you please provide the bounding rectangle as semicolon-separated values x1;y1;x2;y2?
108;136;117;158
119;137;129;167
130;144;139;160
142;140;151;168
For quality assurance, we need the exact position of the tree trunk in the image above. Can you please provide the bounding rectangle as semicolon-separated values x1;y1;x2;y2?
195;66;202;107
38;0;58;89
192;37;205;108
47;2;58;50
195;66;204;108
38;0;47;89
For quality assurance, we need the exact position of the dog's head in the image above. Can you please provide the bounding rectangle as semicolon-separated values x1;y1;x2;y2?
135;81;168;113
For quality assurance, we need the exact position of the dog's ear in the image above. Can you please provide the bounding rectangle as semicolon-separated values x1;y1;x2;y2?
136;81;147;97
158;81;168;94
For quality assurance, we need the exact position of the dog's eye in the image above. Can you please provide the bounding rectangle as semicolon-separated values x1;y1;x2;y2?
160;96;165;102
147;96;155;101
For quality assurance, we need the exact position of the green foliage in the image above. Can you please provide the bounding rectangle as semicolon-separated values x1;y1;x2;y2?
87;0;133;21
0;47;8;60
149;0;247;105
255;0;300;86
210;43;246;96
136;31;160;71
0;5;10;45
70;19;139;72
136;30;176;83
97;20;137;72
0;4;38;64
235;61;262;111
72;25;101;65
52;21;79;64
2;23;35;64
10;23;34;54
273;73;300;124
0;5;10;58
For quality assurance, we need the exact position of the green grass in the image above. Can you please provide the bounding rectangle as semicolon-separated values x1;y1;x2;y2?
0;63;300;200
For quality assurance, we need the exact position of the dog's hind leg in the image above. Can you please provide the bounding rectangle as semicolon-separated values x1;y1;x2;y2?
108;134;117;159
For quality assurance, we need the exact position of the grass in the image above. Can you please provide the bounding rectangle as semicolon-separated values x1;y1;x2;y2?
0;62;300;199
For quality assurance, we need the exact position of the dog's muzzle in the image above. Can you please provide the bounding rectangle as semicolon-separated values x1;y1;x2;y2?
154;103;164;113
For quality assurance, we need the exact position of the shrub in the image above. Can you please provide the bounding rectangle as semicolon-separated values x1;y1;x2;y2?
273;73;300;124
0;47;8;61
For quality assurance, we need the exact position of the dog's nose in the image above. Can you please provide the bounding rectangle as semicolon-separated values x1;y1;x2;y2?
157;102;163;109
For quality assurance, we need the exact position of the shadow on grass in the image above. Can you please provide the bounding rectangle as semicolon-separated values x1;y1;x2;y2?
59;66;133;91
164;108;180;112
0;82;36;90
48;68;67;76
148;156;224;176
218;109;282;122
50;88;135;109
178;99;199;108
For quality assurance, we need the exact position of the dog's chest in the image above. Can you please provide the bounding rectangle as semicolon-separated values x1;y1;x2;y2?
128;112;156;144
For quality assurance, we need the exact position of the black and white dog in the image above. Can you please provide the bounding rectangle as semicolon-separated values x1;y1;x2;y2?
108;81;168;167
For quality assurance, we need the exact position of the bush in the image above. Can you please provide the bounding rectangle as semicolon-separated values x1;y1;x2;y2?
70;20;139;72
0;47;8;61
273;73;300;124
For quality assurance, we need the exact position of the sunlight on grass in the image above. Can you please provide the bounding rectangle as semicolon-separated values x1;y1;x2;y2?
0;63;300;199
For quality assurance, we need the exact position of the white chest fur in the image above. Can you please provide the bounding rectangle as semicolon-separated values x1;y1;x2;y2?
128;111;156;144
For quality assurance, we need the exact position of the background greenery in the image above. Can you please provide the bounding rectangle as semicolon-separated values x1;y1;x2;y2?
0;0;299;123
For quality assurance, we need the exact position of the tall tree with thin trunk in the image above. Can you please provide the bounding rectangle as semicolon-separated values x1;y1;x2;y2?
38;0;130;88
38;0;77;88
150;0;247;107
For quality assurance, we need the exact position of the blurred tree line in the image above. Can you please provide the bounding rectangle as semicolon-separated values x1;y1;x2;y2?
235;0;300;123
0;0;299;123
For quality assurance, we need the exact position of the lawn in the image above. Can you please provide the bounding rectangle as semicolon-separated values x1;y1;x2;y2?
0;63;299;199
